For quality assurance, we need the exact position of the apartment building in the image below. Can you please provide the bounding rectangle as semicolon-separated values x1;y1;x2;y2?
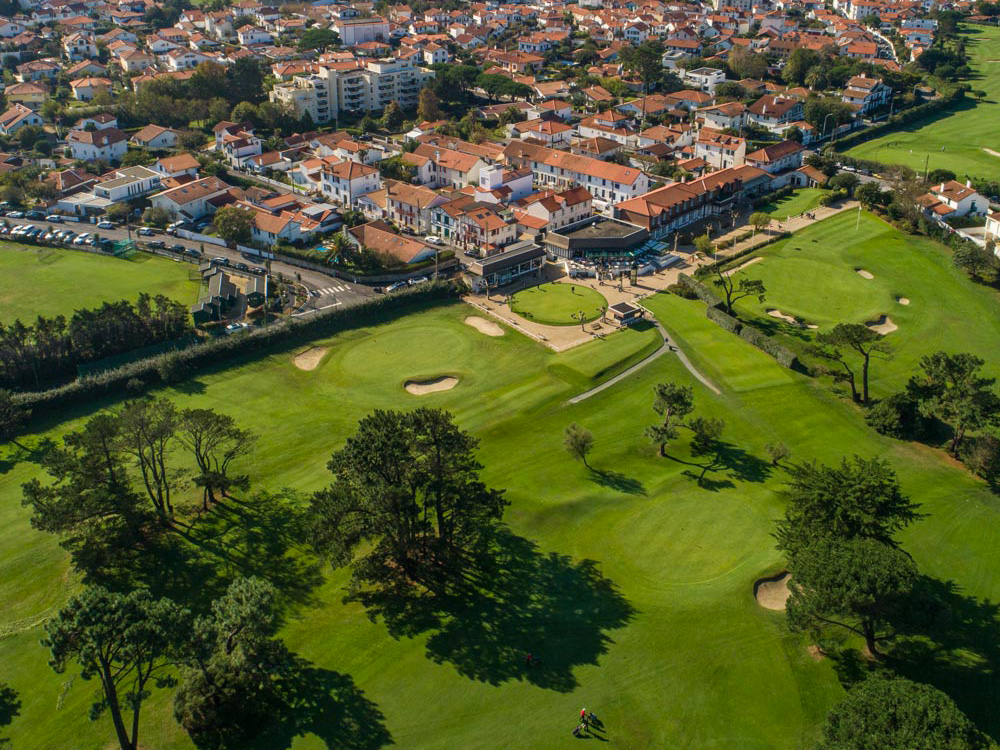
270;55;433;122
502;140;651;209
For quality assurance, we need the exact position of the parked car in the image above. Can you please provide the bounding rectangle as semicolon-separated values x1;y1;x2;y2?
386;281;408;293
424;235;443;245
97;220;115;230
184;248;201;258
25;210;45;220
45;215;62;223
408;276;429;285
234;262;250;272
224;322;250;335
250;266;265;275
74;233;90;245
169;243;185;253
148;240;166;249
7;211;24;219
137;227;155;236
210;256;230;266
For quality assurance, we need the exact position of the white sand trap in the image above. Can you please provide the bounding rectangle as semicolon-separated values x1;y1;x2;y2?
465;316;504;337
856;269;874;279
866;315;897;335
405;376;458;395
806;324;819;329
294;346;327;371
755;572;792;611
767;309;799;324
984;148;1000;159
723;256;764;277
897;297;910;306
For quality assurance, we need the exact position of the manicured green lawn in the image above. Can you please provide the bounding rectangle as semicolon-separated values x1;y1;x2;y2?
509;282;608;325
0;242;201;321
759;188;829;220
728;209;1000;395
3;238;1000;750
845;25;1000;182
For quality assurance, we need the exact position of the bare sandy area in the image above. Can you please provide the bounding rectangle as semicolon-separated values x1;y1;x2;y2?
405;376;458;395
768;309;817;329
856;269;874;279
984;148;1000;159
294;346;328;371
897;297;910;306
767;309;798;324
723;256;764;277
866;315;898;335
465;316;504;337
754;572;792;611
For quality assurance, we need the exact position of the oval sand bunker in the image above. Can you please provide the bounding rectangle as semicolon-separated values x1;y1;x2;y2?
405;376;459;395
465;316;504;336
897;297;910;306
754;572;792;610
856;268;874;279
294;346;328;371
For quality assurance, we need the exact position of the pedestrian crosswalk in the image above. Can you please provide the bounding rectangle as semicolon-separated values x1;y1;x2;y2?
313;284;350;296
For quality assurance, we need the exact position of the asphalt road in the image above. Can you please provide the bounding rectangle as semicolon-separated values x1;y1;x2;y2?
2;218;377;314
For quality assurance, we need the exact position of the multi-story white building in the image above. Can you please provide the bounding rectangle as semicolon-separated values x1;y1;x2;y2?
332;17;390;46
319;160;381;207
502;140;651;210
269;55;433;122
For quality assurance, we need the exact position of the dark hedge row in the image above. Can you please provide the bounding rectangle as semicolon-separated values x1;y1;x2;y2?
15;281;465;416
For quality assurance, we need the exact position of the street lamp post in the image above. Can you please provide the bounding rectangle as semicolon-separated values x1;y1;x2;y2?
822;112;834;142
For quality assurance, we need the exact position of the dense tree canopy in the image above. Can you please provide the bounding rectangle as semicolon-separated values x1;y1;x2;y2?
817;673;990;750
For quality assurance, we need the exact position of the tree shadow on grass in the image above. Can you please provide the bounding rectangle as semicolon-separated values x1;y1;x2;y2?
666;441;772;491
587;467;646;496
172;378;208;395
349;528;635;692
246;658;393;750
0;436;54;475
90;489;323;616
885;576;1000;742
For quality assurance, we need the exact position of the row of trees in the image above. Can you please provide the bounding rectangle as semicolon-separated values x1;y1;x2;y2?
22;398;254;571
0;294;191;390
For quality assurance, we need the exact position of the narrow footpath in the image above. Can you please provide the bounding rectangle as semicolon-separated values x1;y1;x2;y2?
568;319;719;404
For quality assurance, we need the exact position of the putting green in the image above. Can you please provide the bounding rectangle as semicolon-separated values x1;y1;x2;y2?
509;282;608;326
759;188;829;220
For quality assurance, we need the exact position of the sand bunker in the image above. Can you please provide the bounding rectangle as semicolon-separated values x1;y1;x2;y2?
294;346;327;371
723;256;764;277
767;309;798;324
754;572;792;611
984;148;1000;159
768;309;816;329
856;269;874;279
897;297;910;306
866;315;898;335
465;316;504;337
405;376;458;395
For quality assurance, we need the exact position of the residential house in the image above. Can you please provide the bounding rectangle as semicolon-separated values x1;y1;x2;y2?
68;77;111;101
345;219;434;264
694;129;747;170
93;165;162;202
153;153;201;179
746;95;804;131
66;127;128;162
0;104;42;135
130;124;180;150
917;180;990;219
412;143;486;189
150;176;233;220
841;75;892;114
383;179;448;233
743;139;805;174
4;82;47;109
319;159;381;207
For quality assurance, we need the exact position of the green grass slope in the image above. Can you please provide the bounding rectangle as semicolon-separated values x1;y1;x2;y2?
845;25;1000;182
0;243;201;321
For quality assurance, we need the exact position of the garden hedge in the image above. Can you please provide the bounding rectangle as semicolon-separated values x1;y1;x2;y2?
15;280;465;416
